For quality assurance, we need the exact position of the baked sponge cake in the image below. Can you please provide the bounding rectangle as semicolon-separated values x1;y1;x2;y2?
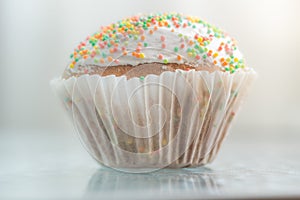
51;13;256;172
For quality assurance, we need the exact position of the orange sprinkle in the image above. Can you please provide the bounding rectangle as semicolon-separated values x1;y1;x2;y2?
154;26;158;31
83;55;88;59
149;29;154;34
188;40;194;46
222;61;228;66
220;58;225;62
177;55;182;61
108;56;113;62
123;51;127;56
141;35;145;41
100;58;105;64
213;60;217;65
109;48;114;53
137;42;143;47
132;52;137;56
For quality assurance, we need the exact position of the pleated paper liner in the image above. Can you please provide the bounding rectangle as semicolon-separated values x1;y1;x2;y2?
50;69;255;173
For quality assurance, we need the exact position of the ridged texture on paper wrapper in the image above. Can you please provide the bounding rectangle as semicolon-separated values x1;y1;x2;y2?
51;70;255;170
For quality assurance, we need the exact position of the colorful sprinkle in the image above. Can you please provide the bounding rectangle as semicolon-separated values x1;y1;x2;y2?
67;13;246;74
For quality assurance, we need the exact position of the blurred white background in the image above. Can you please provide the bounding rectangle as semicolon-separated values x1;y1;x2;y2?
0;0;300;132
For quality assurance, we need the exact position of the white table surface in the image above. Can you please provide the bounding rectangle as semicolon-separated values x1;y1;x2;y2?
1;126;300;199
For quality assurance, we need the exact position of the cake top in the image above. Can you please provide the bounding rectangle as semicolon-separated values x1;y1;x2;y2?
66;13;247;75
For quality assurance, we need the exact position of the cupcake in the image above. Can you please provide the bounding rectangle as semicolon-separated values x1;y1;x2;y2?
51;13;255;172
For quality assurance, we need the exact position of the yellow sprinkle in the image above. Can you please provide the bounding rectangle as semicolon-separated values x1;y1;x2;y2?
197;37;203;43
188;52;193;57
226;58;231;62
69;64;74;68
213;53;219;58
139;53;145;58
234;57;239;62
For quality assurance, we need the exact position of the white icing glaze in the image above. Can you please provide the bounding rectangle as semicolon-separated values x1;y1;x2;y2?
66;13;247;75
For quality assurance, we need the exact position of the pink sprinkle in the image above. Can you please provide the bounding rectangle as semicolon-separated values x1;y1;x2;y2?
139;29;144;34
90;51;96;58
114;59;120;64
160;35;166;42
158;54;163;60
113;47;118;52
195;55;201;60
162;43;166;48
121;46;126;51
99;43;105;49
84;69;89;74
136;46;141;52
180;43;185;49
194;34;198;39
86;36;90;41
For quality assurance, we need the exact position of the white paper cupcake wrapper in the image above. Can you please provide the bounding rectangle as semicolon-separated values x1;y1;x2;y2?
50;69;256;172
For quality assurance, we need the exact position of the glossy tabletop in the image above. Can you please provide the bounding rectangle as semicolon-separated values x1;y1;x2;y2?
1;126;300;199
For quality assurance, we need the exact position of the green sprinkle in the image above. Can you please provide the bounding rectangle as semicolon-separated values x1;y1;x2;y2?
134;35;138;40
140;76;145;81
225;67;230;71
102;52;107;58
75;58;79;62
174;47;179;52
192;25;196;29
163;58;168;64
178;33;183;37
70;54;74;59
94;58;98;63
202;54;207;59
199;47;204;53
144;42;148;47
